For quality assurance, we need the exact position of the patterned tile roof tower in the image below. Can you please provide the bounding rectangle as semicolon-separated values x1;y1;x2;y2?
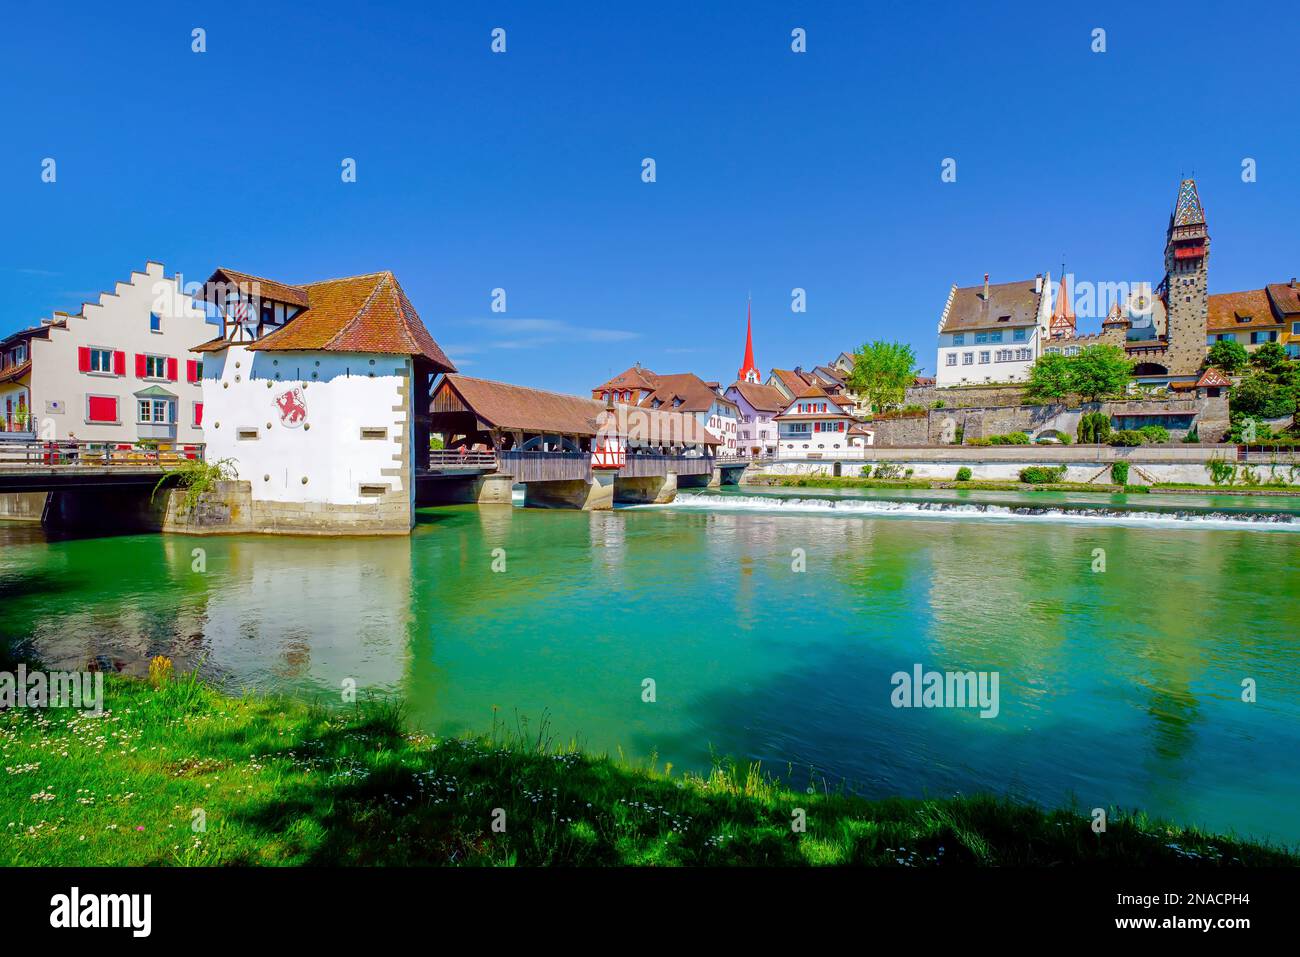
737;296;760;383
1159;178;1211;376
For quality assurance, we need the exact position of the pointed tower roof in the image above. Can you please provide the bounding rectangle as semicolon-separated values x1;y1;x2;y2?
737;297;760;383
1050;273;1076;337
1172;178;1206;227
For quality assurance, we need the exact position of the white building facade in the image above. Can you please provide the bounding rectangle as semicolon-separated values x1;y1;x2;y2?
1;262;210;445
774;387;860;458
194;268;455;534
935;273;1052;388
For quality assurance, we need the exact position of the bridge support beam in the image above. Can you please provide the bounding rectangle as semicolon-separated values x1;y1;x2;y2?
417;473;513;507
614;471;677;505
524;473;613;510
677;467;723;489
0;492;47;523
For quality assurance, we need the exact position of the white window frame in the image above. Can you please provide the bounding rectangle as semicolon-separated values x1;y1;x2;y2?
87;346;115;375
137;398;173;425
143;354;167;379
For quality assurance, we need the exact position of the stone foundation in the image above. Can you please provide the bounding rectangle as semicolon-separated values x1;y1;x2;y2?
523;473;614;510
162;480;413;535
417;473;514;506
614;472;677;504
0;492;48;522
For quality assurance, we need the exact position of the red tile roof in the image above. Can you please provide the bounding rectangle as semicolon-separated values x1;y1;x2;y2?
727;381;787;413
436;375;719;445
940;277;1045;333
192;270;455;370
1266;281;1300;317
1207;289;1279;331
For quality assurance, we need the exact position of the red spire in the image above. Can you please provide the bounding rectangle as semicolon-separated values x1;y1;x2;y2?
1050;273;1076;338
738;297;760;383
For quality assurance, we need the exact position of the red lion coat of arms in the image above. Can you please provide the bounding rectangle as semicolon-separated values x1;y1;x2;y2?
274;387;307;428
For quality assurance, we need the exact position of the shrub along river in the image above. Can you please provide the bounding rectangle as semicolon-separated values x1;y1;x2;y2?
3;485;1298;847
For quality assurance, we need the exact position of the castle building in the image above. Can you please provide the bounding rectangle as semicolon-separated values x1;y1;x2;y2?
192;268;455;534
934;273;1051;387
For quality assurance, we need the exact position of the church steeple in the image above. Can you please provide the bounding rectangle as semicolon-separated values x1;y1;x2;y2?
737;296;760;383
1050;271;1076;339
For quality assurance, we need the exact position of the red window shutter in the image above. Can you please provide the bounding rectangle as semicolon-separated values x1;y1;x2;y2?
814;422;820;432
113;350;125;376
135;353;146;377
186;359;197;383
78;346;91;372
87;395;117;423
167;357;178;381
193;402;204;426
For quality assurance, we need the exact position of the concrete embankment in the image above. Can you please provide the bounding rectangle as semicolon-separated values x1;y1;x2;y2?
753;446;1299;486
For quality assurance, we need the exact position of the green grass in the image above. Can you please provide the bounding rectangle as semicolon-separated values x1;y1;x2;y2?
2;675;1295;866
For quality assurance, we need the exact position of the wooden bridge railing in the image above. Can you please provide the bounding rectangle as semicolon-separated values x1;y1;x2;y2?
496;450;591;483
0;440;205;468
619;453;716;477
427;449;498;469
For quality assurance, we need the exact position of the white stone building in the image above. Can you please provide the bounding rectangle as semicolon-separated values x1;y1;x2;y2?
935;273;1052;388
0;262;210;444
193;268;455;534
774;385;860;458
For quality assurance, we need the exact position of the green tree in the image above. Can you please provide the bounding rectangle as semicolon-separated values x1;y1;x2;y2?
1206;339;1248;373
1249;341;1290;375
848;341;918;413
1068;344;1132;402
1023;352;1074;403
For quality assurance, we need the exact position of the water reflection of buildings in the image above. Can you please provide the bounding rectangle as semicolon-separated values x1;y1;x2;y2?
200;536;413;694
29;534;414;695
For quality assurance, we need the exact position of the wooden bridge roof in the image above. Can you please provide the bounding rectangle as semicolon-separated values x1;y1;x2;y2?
434;375;719;445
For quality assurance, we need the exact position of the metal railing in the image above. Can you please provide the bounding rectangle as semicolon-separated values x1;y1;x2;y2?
0;440;205;468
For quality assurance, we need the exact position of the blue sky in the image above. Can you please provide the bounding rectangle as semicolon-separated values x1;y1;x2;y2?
2;0;1297;392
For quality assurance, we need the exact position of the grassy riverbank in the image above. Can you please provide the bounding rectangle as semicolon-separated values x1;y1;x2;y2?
2;674;1295;866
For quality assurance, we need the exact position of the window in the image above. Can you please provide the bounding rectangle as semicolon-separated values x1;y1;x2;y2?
149;312;162;333
962;352;973;365
89;348;113;373
945;354;957;367
1251;331;1278;344
978;351;990;364
1292;322;1300;335
974;332;988;344
995;349;1013;362
1016;348;1032;361
1045;346;1061;355
86;395;119;423
138;398;172;424
1013;328;1027;342
952;334;965;346
143;354;167;378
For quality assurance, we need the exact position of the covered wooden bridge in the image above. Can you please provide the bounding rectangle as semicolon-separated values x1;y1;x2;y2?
423;374;721;509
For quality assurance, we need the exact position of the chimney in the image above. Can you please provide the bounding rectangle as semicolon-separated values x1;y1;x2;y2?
1291;277;1297;288
983;274;990;300
1035;273;1043;294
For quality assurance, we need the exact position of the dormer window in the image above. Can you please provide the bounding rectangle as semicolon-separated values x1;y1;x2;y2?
1236;313;1253;323
997;315;1011;322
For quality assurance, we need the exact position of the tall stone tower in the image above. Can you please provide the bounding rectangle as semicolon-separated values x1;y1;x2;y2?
1160;179;1210;375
